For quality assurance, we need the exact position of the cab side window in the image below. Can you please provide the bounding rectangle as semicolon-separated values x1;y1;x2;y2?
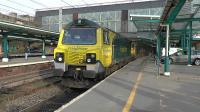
103;31;109;44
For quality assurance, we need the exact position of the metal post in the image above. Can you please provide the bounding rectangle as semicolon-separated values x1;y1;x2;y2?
13;41;17;53
59;7;63;32
183;32;186;51
42;39;46;59
187;21;192;66
2;34;9;62
156;35;161;77
164;24;170;76
115;11;117;32
181;36;183;50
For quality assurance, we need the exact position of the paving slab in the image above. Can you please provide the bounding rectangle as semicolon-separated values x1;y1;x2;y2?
56;57;146;112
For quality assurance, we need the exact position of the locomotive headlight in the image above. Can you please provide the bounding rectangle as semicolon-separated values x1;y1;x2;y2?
58;57;63;61
55;53;64;63
87;58;91;63
91;54;95;58
86;53;96;64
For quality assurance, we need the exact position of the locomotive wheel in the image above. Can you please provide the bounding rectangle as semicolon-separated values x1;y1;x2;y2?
105;68;111;77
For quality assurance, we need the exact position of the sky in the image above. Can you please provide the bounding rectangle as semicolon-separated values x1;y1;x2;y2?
0;0;136;16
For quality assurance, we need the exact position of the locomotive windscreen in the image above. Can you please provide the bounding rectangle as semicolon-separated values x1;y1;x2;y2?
62;28;96;45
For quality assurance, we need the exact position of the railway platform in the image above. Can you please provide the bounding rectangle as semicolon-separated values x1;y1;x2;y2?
0;56;53;67
56;57;200;112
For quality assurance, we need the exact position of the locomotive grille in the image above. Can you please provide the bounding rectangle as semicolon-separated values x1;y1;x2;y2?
67;51;85;64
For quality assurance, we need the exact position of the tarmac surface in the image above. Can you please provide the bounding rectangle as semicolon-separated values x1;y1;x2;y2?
56;57;200;112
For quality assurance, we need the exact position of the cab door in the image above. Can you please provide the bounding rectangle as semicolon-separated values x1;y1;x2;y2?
102;30;112;67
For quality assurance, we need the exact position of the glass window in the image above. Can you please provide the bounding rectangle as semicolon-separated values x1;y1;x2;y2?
63;28;96;45
62;14;73;24
103;31;109;44
49;24;59;32
42;16;49;25
42;25;49;30
196;51;200;55
115;21;121;32
49;16;59;24
79;12;101;22
78;11;121;31
115;11;121;21
128;21;137;32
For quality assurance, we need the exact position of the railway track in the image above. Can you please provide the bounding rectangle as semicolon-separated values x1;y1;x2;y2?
0;69;62;112
21;88;86;112
0;68;107;112
0;70;89;112
0;77;62;112
0;77;87;112
0;69;56;89
19;77;104;112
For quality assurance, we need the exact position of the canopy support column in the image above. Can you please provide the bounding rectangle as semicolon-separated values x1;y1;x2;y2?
2;34;9;62
187;21;192;66
42;39;46;59
183;32;186;51
164;24;170;76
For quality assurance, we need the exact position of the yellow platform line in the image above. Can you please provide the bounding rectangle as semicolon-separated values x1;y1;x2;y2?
122;71;143;112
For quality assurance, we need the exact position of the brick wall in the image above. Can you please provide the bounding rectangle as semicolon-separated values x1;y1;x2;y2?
0;62;54;78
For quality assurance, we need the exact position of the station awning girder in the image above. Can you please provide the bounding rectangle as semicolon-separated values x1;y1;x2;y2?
157;0;187;34
131;17;200;23
158;0;200;38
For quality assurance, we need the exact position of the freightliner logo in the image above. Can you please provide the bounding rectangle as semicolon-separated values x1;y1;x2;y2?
68;46;88;51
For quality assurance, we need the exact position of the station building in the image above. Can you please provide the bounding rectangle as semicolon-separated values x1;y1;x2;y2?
35;0;166;57
36;0;200;52
35;0;164;33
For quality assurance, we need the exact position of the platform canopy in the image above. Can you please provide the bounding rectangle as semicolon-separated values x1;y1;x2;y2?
157;0;200;38
154;0;200;76
129;1;165;41
0;20;59;40
171;0;200;38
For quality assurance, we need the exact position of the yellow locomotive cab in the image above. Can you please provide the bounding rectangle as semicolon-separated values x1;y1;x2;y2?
54;25;109;78
54;19;132;81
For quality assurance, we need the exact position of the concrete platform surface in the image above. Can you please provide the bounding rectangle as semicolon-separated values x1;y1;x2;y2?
56;57;200;112
0;56;53;67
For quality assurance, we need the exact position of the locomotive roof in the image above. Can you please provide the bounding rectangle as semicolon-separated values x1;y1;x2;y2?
64;19;100;29
63;19;128;39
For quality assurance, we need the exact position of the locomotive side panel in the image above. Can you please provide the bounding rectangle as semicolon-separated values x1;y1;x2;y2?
112;35;132;64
